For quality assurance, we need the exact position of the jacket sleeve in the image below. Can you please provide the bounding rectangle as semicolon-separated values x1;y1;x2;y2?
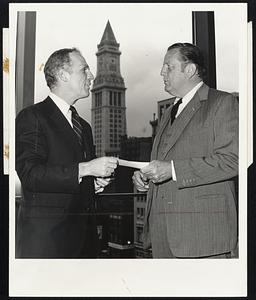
174;95;238;189
16;107;80;194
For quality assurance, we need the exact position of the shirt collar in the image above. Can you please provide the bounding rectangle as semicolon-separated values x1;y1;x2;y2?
49;92;71;117
174;81;204;105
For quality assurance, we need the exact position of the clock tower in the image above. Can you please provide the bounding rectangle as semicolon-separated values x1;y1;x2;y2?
91;21;127;157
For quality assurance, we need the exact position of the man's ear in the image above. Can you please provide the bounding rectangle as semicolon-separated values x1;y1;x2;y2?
58;69;70;82
185;63;197;79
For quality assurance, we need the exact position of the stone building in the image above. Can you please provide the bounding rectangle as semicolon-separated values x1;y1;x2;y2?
91;21;127;157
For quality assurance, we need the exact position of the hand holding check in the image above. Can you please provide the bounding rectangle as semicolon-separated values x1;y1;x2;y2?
125;159;173;190
118;159;149;169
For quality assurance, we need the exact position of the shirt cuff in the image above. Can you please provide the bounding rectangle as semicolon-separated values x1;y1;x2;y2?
171;160;177;181
94;179;104;193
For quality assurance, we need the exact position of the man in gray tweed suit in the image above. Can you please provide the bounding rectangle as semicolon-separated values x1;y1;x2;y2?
133;43;238;258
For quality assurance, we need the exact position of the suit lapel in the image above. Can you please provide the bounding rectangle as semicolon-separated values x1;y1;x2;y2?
44;97;84;159
160;84;209;160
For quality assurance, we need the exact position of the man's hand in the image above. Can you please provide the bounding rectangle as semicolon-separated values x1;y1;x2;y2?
94;177;112;194
141;160;172;184
79;157;118;178
132;170;149;192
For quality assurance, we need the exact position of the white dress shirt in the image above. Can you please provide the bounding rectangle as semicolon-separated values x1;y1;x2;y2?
171;81;203;180
49;92;73;128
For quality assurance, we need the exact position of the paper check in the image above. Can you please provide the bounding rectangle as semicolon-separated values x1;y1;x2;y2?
118;159;149;169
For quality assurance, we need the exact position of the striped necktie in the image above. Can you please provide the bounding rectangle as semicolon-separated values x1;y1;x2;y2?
171;98;182;125
70;106;83;146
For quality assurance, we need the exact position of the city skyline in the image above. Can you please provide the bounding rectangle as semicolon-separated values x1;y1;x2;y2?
32;4;241;137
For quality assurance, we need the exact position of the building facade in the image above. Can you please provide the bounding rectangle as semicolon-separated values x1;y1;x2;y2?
119;136;153;258
158;97;173;121
133;192;152;258
91;21;127;157
120;135;152;162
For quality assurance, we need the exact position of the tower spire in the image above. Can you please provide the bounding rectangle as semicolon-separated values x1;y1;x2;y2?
99;21;117;45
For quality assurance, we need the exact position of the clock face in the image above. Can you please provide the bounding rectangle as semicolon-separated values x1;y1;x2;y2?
110;56;116;64
109;56;117;71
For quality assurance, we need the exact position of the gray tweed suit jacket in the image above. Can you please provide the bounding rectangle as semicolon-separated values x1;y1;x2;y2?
143;83;239;257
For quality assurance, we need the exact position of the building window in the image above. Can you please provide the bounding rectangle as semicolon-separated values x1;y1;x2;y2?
118;93;121;106
160;105;165;119
113;92;117;106
95;92;102;107
109;91;112;105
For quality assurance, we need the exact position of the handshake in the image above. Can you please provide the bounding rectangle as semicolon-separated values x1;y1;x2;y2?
79;157;173;193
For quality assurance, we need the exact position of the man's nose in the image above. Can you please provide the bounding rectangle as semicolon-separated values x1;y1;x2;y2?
88;70;94;80
160;66;166;77
89;71;94;80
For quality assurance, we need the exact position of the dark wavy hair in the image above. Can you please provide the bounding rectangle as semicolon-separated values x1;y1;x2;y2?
44;47;81;89
167;43;206;79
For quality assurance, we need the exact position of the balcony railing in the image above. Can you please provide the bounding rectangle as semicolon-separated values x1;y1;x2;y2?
15;191;149;258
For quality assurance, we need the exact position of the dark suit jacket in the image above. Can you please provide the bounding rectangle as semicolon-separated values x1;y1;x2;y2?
16;97;97;258
143;84;239;257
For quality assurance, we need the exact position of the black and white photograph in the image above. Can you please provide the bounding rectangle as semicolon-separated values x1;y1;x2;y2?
6;2;250;297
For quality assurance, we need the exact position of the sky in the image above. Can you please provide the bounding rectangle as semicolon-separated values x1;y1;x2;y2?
33;3;243;137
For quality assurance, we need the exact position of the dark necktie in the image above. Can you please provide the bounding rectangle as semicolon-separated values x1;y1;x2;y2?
70;106;83;146
171;98;182;124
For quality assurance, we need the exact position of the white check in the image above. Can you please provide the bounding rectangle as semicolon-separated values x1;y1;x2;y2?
118;159;149;169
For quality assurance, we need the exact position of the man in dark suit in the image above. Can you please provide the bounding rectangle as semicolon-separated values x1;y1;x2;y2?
16;48;118;258
133;43;238;258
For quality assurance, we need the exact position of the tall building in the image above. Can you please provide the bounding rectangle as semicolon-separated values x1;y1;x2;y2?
91;21;127;157
91;21;132;258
